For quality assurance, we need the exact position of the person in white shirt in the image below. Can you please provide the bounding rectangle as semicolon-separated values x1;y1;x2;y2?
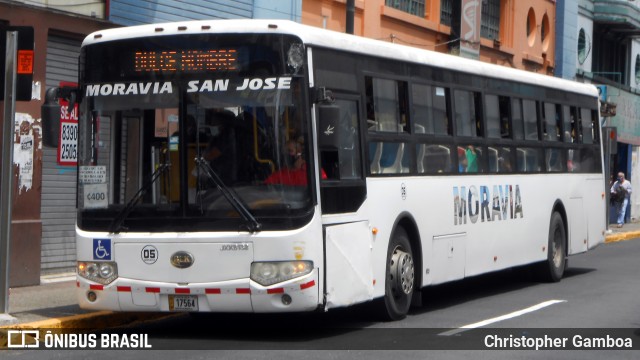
611;172;632;228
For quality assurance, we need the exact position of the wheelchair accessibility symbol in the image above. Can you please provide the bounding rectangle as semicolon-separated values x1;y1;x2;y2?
93;239;112;260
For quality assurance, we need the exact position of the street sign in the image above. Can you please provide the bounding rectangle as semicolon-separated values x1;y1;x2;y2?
0;25;34;101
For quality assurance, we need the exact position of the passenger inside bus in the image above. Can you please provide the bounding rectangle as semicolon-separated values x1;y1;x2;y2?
202;109;237;184
265;138;327;185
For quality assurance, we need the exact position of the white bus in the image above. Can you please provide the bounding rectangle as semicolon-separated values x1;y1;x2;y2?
66;20;605;320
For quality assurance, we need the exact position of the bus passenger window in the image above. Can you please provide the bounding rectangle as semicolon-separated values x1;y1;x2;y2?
485;95;510;139
517;147;543;172
416;144;453;174
512;98;525;140
543;103;561;141
570;106;580;143
370;142;410;174
455;90;483;137
458;145;484;173
412;84;451;135
546;148;565;172
488;146;512;173
366;77;409;133
522;99;538;140
580;108;594;144
562;105;572;142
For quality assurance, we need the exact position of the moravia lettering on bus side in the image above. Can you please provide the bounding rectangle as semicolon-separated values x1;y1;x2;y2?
453;185;523;225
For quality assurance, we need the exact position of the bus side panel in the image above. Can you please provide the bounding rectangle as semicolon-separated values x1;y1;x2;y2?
324;221;374;309
567;197;588;254
585;177;606;251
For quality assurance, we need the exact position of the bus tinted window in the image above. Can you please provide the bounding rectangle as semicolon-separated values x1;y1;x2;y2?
488;146;513;173
517;147;543;172
543;103;561;141
485;95;510;139
412;84;451;135
562;105;572;142
455;90;483;137
416;144;454;174
570;106;580;143
523;99;538;140
546;148;565;172
366;77;408;133
458;145;484;173
370;142;410;174
512;98;524;140
580;108;594;144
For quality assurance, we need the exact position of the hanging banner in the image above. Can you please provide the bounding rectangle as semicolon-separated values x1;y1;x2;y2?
460;0;482;60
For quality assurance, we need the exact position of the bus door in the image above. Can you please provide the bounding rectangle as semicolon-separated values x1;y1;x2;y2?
317;96;372;308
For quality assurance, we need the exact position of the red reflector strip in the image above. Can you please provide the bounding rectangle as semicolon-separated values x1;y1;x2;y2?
300;280;315;290
267;288;284;294
117;286;132;292
175;288;190;294
205;288;221;294
89;284;104;291
236;288;251;294
145;287;161;293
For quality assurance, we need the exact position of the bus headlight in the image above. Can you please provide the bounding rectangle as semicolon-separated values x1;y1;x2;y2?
77;261;118;285
250;261;313;286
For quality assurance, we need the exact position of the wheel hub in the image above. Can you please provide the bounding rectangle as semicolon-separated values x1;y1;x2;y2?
390;248;414;295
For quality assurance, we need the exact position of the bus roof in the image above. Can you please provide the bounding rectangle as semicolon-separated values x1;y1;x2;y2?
84;19;598;98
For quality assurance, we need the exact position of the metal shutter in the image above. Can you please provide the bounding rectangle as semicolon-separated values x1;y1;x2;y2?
42;35;81;275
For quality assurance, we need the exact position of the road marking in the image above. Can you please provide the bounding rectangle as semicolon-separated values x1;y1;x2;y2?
438;299;567;336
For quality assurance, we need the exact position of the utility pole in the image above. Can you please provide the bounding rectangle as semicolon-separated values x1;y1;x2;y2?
346;0;355;34
0;30;18;322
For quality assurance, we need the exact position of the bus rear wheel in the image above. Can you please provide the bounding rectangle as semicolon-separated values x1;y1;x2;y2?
537;212;566;282
380;228;415;321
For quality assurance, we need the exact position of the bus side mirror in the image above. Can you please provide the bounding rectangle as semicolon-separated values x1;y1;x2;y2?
318;104;340;150
41;87;61;148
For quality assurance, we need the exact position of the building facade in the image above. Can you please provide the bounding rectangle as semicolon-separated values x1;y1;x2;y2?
556;0;640;223
301;0;557;74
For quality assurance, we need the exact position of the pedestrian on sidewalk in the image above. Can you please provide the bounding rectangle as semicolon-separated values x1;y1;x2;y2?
611;171;632;228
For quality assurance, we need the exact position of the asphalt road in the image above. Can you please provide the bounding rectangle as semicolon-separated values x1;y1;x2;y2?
5;239;640;359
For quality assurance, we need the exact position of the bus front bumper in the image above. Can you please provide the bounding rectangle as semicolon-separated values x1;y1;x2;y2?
76;270;319;313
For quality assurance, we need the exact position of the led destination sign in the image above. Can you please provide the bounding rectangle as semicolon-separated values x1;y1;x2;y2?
134;49;238;72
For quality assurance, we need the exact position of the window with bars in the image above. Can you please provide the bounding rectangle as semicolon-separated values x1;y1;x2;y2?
440;0;452;26
386;0;426;17
441;0;501;40
481;0;501;40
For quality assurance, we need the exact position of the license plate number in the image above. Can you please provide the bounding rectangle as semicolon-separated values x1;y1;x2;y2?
168;295;198;311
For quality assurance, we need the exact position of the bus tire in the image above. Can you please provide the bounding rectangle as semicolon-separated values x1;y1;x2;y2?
380;227;415;321
538;212;566;282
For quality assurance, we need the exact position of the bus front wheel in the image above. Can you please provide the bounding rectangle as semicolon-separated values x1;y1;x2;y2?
537;212;566;282
381;227;415;321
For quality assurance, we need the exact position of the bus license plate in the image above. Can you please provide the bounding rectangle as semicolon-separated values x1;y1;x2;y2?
168;295;198;311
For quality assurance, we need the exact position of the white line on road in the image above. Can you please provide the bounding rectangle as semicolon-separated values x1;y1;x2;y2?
438;299;567;336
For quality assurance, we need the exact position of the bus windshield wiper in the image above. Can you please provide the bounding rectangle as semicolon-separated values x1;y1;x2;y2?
109;163;171;234
195;157;262;233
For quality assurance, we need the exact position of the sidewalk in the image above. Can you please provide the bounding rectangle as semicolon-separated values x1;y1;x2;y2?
1;223;639;331
0;273;175;332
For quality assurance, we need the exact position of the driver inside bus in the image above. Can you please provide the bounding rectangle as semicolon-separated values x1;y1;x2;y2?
264;138;327;185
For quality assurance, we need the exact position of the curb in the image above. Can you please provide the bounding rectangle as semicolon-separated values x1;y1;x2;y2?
605;230;640;243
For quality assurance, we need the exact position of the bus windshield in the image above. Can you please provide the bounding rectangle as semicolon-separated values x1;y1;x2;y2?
77;33;314;232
